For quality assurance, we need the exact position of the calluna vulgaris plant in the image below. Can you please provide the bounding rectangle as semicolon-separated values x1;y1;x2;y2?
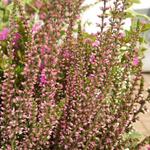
0;0;150;149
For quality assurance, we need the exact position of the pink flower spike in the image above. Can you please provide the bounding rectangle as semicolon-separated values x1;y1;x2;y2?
41;47;46;55
14;33;22;41
133;57;139;66
92;40;100;47
13;33;22;46
0;28;9;41
40;70;47;86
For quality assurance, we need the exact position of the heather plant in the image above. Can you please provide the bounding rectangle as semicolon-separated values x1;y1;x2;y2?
0;0;150;149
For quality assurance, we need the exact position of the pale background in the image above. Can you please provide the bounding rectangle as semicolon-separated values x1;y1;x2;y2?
82;0;150;72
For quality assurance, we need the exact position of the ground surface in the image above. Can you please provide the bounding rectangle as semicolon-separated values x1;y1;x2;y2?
133;73;150;140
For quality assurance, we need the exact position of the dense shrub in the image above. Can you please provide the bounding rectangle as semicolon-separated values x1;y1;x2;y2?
0;0;150;149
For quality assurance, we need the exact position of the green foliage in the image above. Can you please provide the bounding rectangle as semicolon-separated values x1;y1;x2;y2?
123;130;143;149
126;9;150;21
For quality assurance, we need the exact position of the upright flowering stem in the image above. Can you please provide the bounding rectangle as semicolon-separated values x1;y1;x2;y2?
0;0;150;149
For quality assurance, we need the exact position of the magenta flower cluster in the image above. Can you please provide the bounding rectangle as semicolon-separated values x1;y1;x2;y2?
0;28;9;41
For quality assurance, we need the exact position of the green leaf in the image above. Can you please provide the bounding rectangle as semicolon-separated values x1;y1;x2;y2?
120;46;127;51
123;130;142;140
128;131;142;139
15;65;24;74
135;13;150;21
60;30;66;36
126;9;150;21
23;0;33;4
141;23;150;32
139;37;146;43
125;11;135;18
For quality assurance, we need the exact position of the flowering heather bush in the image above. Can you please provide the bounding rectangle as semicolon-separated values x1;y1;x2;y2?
0;0;150;149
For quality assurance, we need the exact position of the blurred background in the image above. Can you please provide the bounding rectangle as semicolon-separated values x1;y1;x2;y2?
81;0;150;72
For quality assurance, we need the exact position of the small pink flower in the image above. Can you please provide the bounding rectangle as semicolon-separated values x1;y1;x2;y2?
92;40;100;47
76;15;80;19
14;33;22;41
145;145;150;150
119;32;125;38
63;50;71;59
147;146;150;150
141;145;150;150
35;0;43;9
141;20;148;25
90;54;96;64
88;74;95;80
84;38;92;44
41;46;46;55
40;70;47;85
39;62;45;70
89;74;95;78
134;48;138;52
0;28;9;41
13;33;22;47
51;69;58;76
2;0;12;5
32;21;43;34
40;45;50;55
133;57;139;66
40;13;47;20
